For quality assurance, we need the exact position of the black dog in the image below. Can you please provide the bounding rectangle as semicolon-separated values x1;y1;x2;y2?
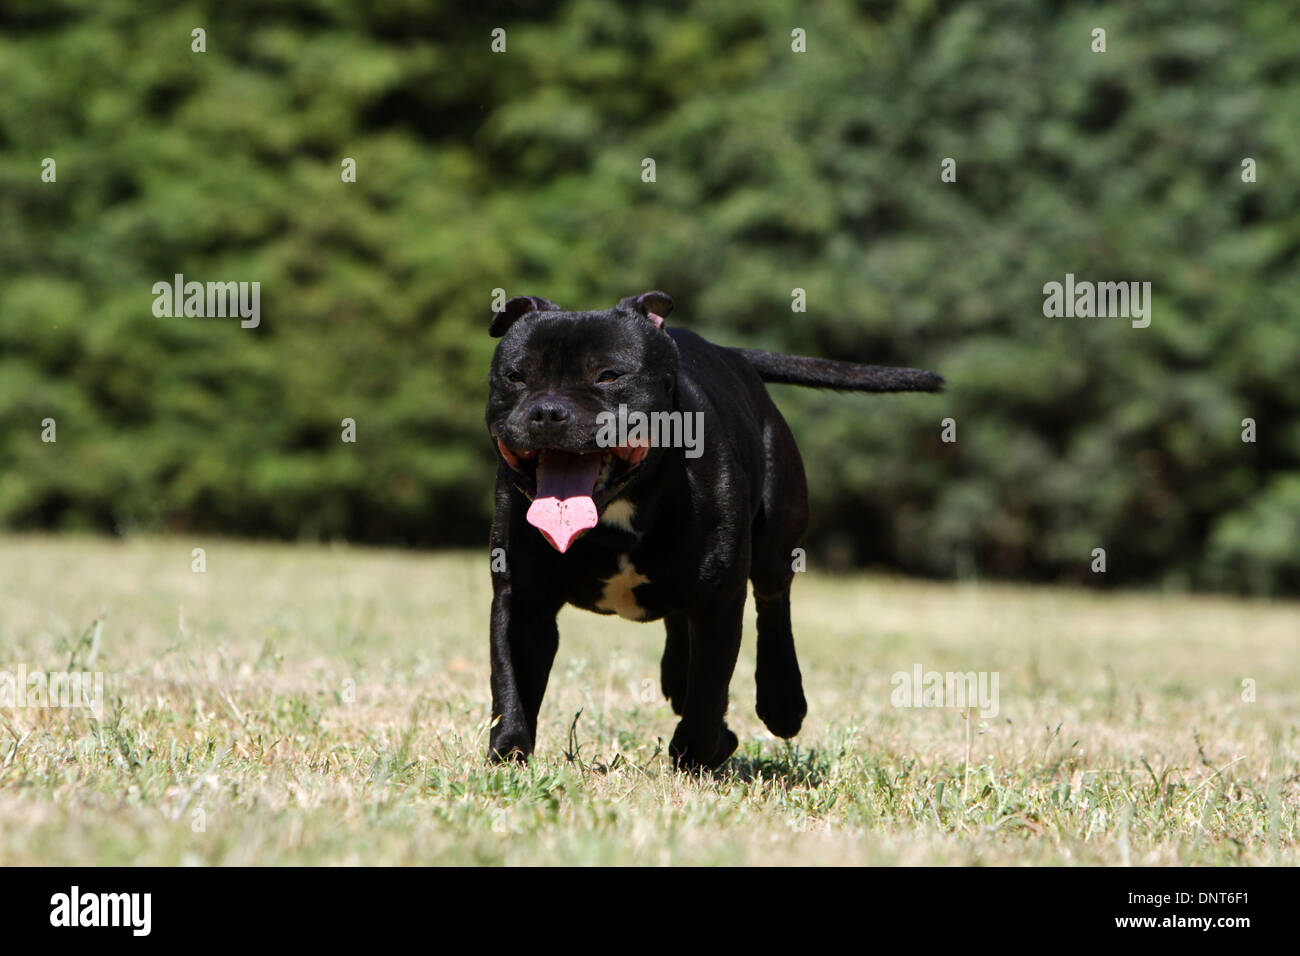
485;292;942;769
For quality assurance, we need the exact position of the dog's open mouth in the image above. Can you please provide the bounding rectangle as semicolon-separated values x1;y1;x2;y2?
495;441;649;552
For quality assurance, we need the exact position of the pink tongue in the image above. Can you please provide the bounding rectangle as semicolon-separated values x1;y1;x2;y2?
526;451;602;553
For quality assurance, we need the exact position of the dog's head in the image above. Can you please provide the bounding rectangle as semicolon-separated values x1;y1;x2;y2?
486;291;679;551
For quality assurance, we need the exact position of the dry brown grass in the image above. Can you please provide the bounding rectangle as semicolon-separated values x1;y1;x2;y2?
0;534;1295;864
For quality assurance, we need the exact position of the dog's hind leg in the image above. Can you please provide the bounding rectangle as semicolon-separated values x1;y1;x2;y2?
753;589;807;738
750;415;809;739
660;612;690;715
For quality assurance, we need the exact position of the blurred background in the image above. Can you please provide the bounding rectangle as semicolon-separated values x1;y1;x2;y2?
1;0;1297;594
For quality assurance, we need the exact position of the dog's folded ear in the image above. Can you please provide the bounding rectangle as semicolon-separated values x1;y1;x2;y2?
490;295;561;337
617;291;674;329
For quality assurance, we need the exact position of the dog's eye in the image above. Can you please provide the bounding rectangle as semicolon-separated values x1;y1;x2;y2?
596;370;624;384
506;370;525;384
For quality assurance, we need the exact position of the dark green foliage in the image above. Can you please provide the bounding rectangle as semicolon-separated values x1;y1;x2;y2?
1;0;1297;592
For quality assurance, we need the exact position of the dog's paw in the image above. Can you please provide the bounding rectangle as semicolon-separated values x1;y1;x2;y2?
669;725;739;772
488;726;533;765
488;746;530;765
756;682;807;739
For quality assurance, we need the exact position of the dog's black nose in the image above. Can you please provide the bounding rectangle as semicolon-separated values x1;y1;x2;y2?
527;401;570;426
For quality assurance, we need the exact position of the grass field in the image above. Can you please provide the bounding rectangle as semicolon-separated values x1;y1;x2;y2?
0;534;1296;865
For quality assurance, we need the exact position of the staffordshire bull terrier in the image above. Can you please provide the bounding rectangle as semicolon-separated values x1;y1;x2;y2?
486;291;942;769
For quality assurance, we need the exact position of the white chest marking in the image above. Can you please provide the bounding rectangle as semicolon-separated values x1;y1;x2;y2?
600;499;637;533
596;554;650;621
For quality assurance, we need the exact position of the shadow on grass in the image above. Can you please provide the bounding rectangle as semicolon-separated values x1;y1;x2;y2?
722;743;831;789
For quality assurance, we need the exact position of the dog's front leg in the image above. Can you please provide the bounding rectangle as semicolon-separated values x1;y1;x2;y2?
488;584;560;763
668;591;746;770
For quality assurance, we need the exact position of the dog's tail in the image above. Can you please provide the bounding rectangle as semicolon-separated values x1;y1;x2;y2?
733;348;944;393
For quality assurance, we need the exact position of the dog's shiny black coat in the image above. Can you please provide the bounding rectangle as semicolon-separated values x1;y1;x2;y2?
485;292;942;769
